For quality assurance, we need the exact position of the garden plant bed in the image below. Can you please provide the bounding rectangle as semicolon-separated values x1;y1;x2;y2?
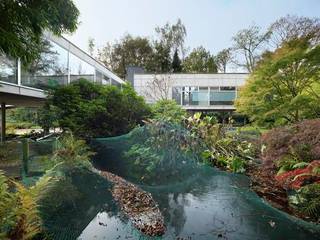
98;170;166;236
246;165;290;212
246;164;317;222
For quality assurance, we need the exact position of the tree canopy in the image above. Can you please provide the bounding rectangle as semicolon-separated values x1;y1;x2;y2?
268;15;320;47
216;48;233;73
182;46;217;73
0;0;79;64
235;38;320;126
98;34;154;79
232;24;271;73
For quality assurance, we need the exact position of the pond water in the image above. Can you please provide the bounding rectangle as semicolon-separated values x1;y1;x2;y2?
40;127;320;240
41;166;320;240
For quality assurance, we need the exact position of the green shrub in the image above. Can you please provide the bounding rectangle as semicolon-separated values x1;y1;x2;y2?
151;100;186;124
289;183;320;221
186;113;254;173
42;79;151;138
51;132;94;170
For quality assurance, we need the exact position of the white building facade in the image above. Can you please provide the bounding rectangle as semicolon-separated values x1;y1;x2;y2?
133;73;248;111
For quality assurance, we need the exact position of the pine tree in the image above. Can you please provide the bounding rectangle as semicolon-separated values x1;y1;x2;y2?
171;49;182;73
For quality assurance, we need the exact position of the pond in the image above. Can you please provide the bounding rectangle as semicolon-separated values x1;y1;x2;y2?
41;166;320;240
40;127;320;240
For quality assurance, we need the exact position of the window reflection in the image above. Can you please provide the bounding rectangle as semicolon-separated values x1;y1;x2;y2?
21;40;68;89
0;54;17;84
69;53;95;83
172;87;182;105
1;38;121;90
175;85;237;106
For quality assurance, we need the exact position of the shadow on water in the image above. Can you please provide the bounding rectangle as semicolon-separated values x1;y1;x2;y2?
39;126;320;240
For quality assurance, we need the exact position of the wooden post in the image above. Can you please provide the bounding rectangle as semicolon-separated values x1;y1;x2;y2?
1;103;5;143
22;138;29;176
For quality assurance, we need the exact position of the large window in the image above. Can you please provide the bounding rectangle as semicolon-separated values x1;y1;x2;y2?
0;54;17;84
69;53;95;83
21;40;69;89
210;86;236;105
1;37;122;90
172;87;182;105
173;85;237;106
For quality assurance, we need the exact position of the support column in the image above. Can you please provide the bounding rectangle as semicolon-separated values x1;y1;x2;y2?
1;102;5;143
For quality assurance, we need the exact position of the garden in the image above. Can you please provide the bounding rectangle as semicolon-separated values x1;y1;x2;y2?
1;1;320;239
1;77;320;239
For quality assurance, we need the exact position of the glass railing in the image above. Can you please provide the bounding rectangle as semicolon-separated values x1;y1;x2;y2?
210;91;236;105
0;54;17;84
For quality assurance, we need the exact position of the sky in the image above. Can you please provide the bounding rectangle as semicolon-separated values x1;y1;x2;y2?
65;0;320;55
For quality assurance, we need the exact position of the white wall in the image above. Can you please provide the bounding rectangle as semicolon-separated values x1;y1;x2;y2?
134;73;249;108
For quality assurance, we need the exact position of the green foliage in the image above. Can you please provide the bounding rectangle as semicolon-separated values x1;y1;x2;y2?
151;100;187;124
36;103;59;134
186;113;254;173
0;170;53;239
216;48;233;73
0;141;21;167
171;49;182;72
289;183;320;221
0;0;79;64
123;121;202;184
236;38;320;126
51;132;94;170
124;144;161;173
43;79;151;138
98;34;154;79
182;46;217;73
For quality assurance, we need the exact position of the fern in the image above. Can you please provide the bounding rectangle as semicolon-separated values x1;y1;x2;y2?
52;132;95;169
0;170;54;239
294;183;320;220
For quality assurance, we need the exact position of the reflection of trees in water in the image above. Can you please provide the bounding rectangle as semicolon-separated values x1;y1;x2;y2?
39;169;119;239
149;173;216;237
167;193;188;236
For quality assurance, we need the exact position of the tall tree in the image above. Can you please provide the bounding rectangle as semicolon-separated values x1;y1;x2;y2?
155;19;187;58
216;48;233;73
87;37;95;57
232;24;271;73
146;42;172;73
171;49;182;73
269;15;320;47
182;46;217;73
98;34;154;79
235;38;320;126
0;0;79;64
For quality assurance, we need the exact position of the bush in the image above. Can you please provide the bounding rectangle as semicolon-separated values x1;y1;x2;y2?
186;113;255;173
151;100;186;124
289;183;320;221
42;79;151;138
261;119;320;168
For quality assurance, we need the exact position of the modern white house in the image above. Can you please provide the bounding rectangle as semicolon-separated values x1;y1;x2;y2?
0;31;124;141
131;71;248;111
